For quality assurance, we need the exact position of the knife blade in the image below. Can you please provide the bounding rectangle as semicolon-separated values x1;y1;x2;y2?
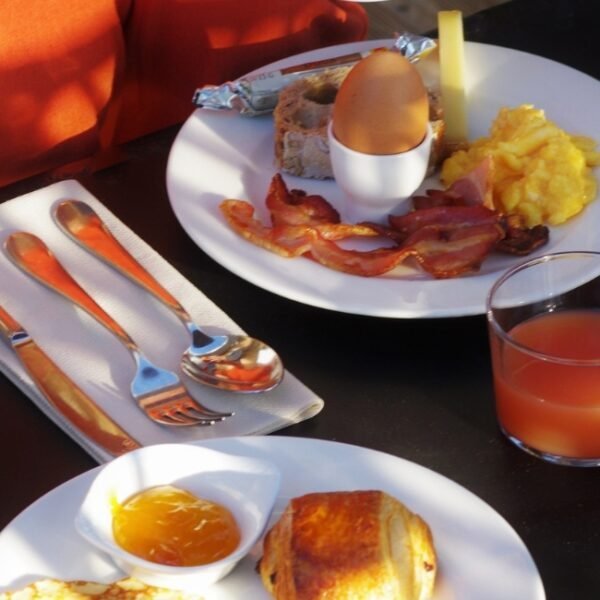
0;303;140;458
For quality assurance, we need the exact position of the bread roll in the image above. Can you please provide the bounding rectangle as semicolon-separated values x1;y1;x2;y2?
274;67;350;179
258;490;437;600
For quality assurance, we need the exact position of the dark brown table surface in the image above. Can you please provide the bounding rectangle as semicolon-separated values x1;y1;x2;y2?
1;1;599;598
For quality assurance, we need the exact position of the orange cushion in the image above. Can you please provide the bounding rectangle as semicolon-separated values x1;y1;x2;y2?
0;0;367;187
114;0;368;143
0;0;129;186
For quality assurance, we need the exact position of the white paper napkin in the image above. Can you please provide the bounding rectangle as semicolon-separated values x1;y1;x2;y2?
0;180;324;463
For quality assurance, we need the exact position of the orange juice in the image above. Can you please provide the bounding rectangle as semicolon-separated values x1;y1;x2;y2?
490;309;600;459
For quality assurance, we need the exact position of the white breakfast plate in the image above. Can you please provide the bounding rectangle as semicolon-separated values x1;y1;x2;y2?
166;40;600;318
0;437;544;599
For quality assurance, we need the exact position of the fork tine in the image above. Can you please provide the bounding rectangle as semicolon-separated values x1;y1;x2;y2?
147;393;228;425
185;399;233;419
136;381;231;425
173;408;221;425
180;404;229;422
152;411;215;427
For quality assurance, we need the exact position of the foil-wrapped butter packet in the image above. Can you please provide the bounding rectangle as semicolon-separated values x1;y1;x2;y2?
192;33;436;117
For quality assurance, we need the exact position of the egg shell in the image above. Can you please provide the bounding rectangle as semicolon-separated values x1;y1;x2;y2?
332;50;429;155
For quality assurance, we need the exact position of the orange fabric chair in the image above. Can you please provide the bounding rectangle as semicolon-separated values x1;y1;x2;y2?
0;0;367;187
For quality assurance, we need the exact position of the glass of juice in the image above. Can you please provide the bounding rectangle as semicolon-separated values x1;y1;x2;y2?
487;251;600;466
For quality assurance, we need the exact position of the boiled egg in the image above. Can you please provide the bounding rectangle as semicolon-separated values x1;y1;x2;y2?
332;49;429;155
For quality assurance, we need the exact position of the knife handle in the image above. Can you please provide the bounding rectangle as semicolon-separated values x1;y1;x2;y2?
19;341;141;457
54;200;188;322
5;232;137;353
0;303;140;457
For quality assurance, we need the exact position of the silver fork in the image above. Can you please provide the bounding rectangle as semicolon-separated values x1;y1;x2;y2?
5;232;232;427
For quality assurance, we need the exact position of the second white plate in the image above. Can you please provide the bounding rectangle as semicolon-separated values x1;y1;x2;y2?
166;40;600;318
0;436;544;599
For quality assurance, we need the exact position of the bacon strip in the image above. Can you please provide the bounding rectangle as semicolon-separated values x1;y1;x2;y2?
356;221;407;245
315;223;380;241
412;188;465;210
412;156;495;210
405;222;504;278
496;219;550;255
221;200;313;257
307;221;504;278
221;199;380;258
446;155;495;208
388;204;499;235
266;173;340;226
222;198;408;276
307;238;413;277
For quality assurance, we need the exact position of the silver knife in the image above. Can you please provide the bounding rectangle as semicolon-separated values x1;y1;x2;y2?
0;303;140;458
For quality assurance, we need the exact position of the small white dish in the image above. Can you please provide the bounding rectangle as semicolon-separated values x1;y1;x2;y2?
327;121;433;222
74;443;281;592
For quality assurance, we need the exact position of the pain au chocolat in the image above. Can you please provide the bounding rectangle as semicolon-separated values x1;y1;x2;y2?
258;490;437;600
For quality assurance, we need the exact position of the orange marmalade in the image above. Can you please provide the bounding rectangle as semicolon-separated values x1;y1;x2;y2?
112;485;241;567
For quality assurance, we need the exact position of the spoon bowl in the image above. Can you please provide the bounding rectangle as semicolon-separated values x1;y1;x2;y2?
53;200;285;393
182;329;284;392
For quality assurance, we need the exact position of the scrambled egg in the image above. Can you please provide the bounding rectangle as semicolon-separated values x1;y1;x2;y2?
441;104;600;226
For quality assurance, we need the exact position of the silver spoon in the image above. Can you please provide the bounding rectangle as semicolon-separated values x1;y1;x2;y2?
53;200;284;393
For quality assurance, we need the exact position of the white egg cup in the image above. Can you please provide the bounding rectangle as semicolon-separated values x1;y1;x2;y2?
75;443;281;593
328;121;433;222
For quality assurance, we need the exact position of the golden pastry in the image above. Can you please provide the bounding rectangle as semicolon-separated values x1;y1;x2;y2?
259;490;437;600
0;577;202;599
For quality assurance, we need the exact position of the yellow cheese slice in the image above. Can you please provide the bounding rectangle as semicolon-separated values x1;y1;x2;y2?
438;10;468;143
